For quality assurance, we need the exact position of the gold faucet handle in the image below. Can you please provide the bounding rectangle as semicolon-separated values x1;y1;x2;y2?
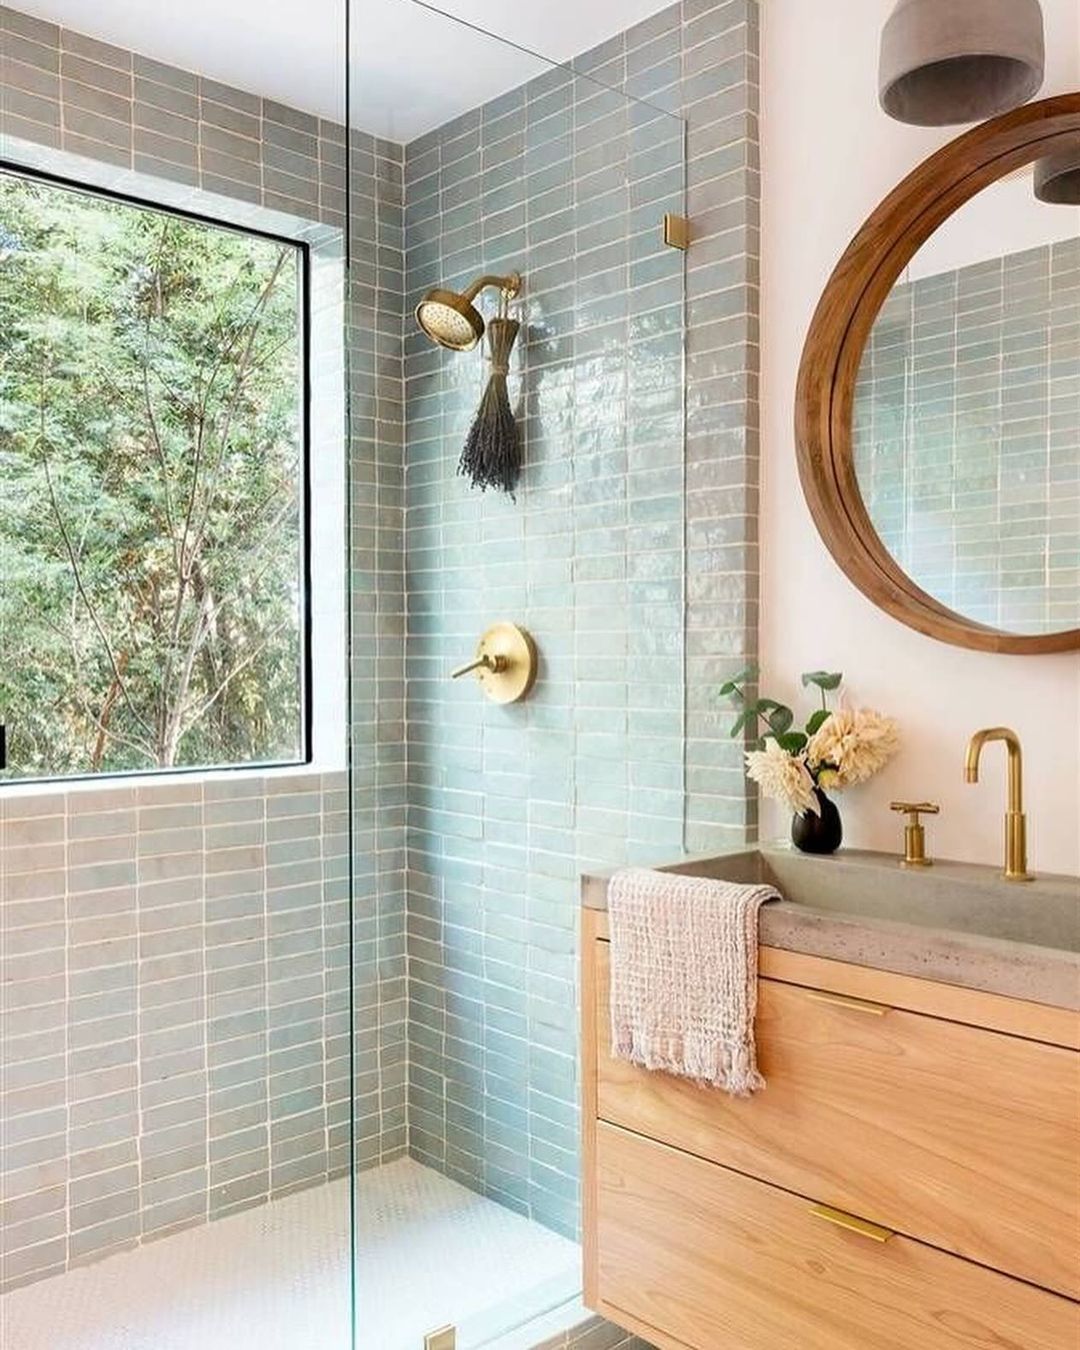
889;801;939;867
890;801;940;820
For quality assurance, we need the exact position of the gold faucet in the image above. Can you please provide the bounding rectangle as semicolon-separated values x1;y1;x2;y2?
964;727;1033;882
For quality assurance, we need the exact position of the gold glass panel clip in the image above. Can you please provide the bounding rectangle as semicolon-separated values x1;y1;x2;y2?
663;213;691;250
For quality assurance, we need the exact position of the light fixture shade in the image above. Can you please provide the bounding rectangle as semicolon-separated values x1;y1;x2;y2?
1033;142;1080;205
879;0;1045;127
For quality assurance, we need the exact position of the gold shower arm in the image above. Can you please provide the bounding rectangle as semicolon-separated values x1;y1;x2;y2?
462;272;521;303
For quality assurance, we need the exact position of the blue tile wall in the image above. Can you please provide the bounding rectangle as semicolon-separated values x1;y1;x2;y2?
0;3;374;1289
346;128;411;1172
0;0;762;1295
401;0;760;1238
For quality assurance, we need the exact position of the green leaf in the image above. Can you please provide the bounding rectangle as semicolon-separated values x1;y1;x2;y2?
729;709;752;738
765;706;793;736
719;664;758;698
805;708;831;736
801;669;842;692
753;697;794;734
774;731;808;755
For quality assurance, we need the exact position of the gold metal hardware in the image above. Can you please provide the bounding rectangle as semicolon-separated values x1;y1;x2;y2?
415;273;522;350
806;990;890;1017
450;622;537;704
450;653;506;680
964;727;1034;881
663;213;691;250
424;1328;456;1350
462;272;521;303
889;800;939;867
810;1203;894;1244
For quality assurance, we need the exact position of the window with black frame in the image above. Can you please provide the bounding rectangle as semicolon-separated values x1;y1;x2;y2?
0;167;310;782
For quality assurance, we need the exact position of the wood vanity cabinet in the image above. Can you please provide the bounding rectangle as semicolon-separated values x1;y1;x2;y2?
581;908;1080;1350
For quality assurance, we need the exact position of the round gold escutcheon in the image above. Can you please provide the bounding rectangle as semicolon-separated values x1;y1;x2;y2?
452;622;537;704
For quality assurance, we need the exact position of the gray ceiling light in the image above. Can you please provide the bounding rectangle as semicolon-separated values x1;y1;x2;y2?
879;0;1045;126
1033;141;1080;205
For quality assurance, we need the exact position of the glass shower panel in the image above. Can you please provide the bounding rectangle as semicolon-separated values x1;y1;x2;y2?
347;4;685;1346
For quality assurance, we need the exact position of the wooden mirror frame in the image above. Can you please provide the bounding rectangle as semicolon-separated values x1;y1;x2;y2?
796;94;1080;655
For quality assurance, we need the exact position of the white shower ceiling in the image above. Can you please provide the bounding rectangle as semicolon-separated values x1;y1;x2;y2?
9;0;677;139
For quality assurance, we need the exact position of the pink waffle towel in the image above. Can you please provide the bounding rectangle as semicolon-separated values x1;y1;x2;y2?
607;867;780;1096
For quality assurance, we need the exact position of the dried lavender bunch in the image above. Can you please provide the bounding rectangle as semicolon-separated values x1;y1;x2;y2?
458;316;522;498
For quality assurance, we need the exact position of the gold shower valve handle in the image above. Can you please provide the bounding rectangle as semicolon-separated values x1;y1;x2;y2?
450;653;505;680
890;800;940;867
450;623;537;704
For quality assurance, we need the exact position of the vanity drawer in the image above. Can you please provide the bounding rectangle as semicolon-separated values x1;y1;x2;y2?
594;1122;1080;1350
595;940;1080;1297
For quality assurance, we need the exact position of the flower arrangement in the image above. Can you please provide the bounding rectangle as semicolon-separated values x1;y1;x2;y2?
721;666;899;819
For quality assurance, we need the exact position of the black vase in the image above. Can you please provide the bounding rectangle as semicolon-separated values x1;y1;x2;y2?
791;788;842;855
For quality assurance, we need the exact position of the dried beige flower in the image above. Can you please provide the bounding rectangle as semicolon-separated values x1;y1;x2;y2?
807;707;899;787
745;738;821;817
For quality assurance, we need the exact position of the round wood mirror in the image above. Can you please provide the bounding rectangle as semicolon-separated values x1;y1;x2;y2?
796;94;1080;655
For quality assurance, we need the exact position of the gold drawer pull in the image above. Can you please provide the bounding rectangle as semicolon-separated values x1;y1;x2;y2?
806;990;890;1017
810;1204;894;1243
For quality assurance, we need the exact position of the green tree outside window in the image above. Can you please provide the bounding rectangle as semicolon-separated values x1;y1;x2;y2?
0;170;307;779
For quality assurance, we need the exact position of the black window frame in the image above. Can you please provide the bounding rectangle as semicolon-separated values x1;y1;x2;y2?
0;159;314;786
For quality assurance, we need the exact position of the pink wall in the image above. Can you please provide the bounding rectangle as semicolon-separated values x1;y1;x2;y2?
759;0;1080;875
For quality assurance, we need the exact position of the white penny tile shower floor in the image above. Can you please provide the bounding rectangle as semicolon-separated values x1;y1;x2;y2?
0;1158;583;1350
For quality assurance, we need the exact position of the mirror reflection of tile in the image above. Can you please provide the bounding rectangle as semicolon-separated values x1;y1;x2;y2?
854;235;1080;636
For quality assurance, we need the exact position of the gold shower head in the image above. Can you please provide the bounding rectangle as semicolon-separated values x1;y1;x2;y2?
415;271;521;351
